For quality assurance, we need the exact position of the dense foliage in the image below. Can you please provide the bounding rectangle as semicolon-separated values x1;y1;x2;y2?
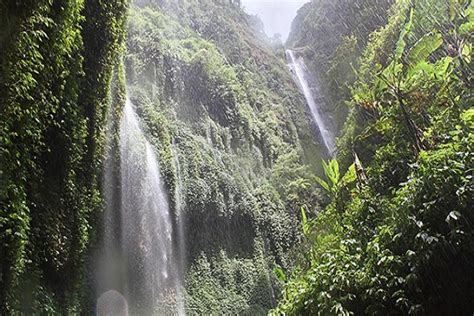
0;0;127;313
287;0;395;135
2;0;472;314
125;1;325;313
275;0;474;314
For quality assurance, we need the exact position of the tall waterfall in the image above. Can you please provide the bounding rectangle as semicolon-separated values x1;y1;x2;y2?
172;140;186;315
286;50;335;155
98;98;184;315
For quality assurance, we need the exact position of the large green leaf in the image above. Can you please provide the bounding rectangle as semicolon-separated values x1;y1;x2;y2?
407;32;443;68
315;175;330;192
341;163;357;186
394;7;414;62
322;159;340;188
300;206;309;236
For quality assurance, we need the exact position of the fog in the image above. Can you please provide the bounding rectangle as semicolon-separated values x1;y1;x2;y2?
241;0;309;41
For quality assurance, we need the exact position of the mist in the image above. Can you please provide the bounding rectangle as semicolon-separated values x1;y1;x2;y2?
241;0;309;41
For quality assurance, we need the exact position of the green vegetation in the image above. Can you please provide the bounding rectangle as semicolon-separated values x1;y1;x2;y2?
275;0;474;314
287;0;395;134
126;2;323;313
0;0;127;313
1;0;472;314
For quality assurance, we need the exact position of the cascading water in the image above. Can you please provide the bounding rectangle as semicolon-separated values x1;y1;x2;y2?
286;49;335;155
172;140;186;315
98;98;184;315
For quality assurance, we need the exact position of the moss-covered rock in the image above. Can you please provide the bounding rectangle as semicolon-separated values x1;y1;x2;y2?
0;0;128;313
125;2;324;313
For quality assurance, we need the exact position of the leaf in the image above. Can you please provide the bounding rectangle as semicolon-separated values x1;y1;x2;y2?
433;56;453;77
461;108;474;129
301;206;309;236
341;163;357;185
273;265;287;282
318;159;341;194
315;176;330;192
329;159;340;186
394;8;414;62
407;60;434;77
459;21;474;34
407;32;443;68
448;0;458;20
461;43;471;63
460;0;474;34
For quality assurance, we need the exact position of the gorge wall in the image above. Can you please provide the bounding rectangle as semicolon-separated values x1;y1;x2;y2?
123;1;325;313
0;0;128;313
287;0;394;142
3;0;471;315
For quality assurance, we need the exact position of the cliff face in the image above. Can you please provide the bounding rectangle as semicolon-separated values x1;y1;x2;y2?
2;0;472;314
0;0;326;313
125;1;323;313
287;0;394;139
0;0;128;313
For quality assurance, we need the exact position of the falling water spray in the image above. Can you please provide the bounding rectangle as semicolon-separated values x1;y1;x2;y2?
98;98;185;315
286;50;335;155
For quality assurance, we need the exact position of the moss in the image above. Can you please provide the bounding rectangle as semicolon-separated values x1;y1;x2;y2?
0;0;128;312
124;3;324;313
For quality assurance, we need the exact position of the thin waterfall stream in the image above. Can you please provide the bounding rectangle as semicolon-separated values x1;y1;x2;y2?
98;98;185;315
286;49;335;155
172;140;186;315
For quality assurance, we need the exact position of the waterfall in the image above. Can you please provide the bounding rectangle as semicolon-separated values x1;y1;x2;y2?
286;49;335;155
98;98;184;315
172;140;186;316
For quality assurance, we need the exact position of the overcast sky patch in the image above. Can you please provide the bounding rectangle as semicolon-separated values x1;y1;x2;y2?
241;0;309;41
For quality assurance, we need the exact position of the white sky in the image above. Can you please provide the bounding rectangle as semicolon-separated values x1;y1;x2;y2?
241;0;309;41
